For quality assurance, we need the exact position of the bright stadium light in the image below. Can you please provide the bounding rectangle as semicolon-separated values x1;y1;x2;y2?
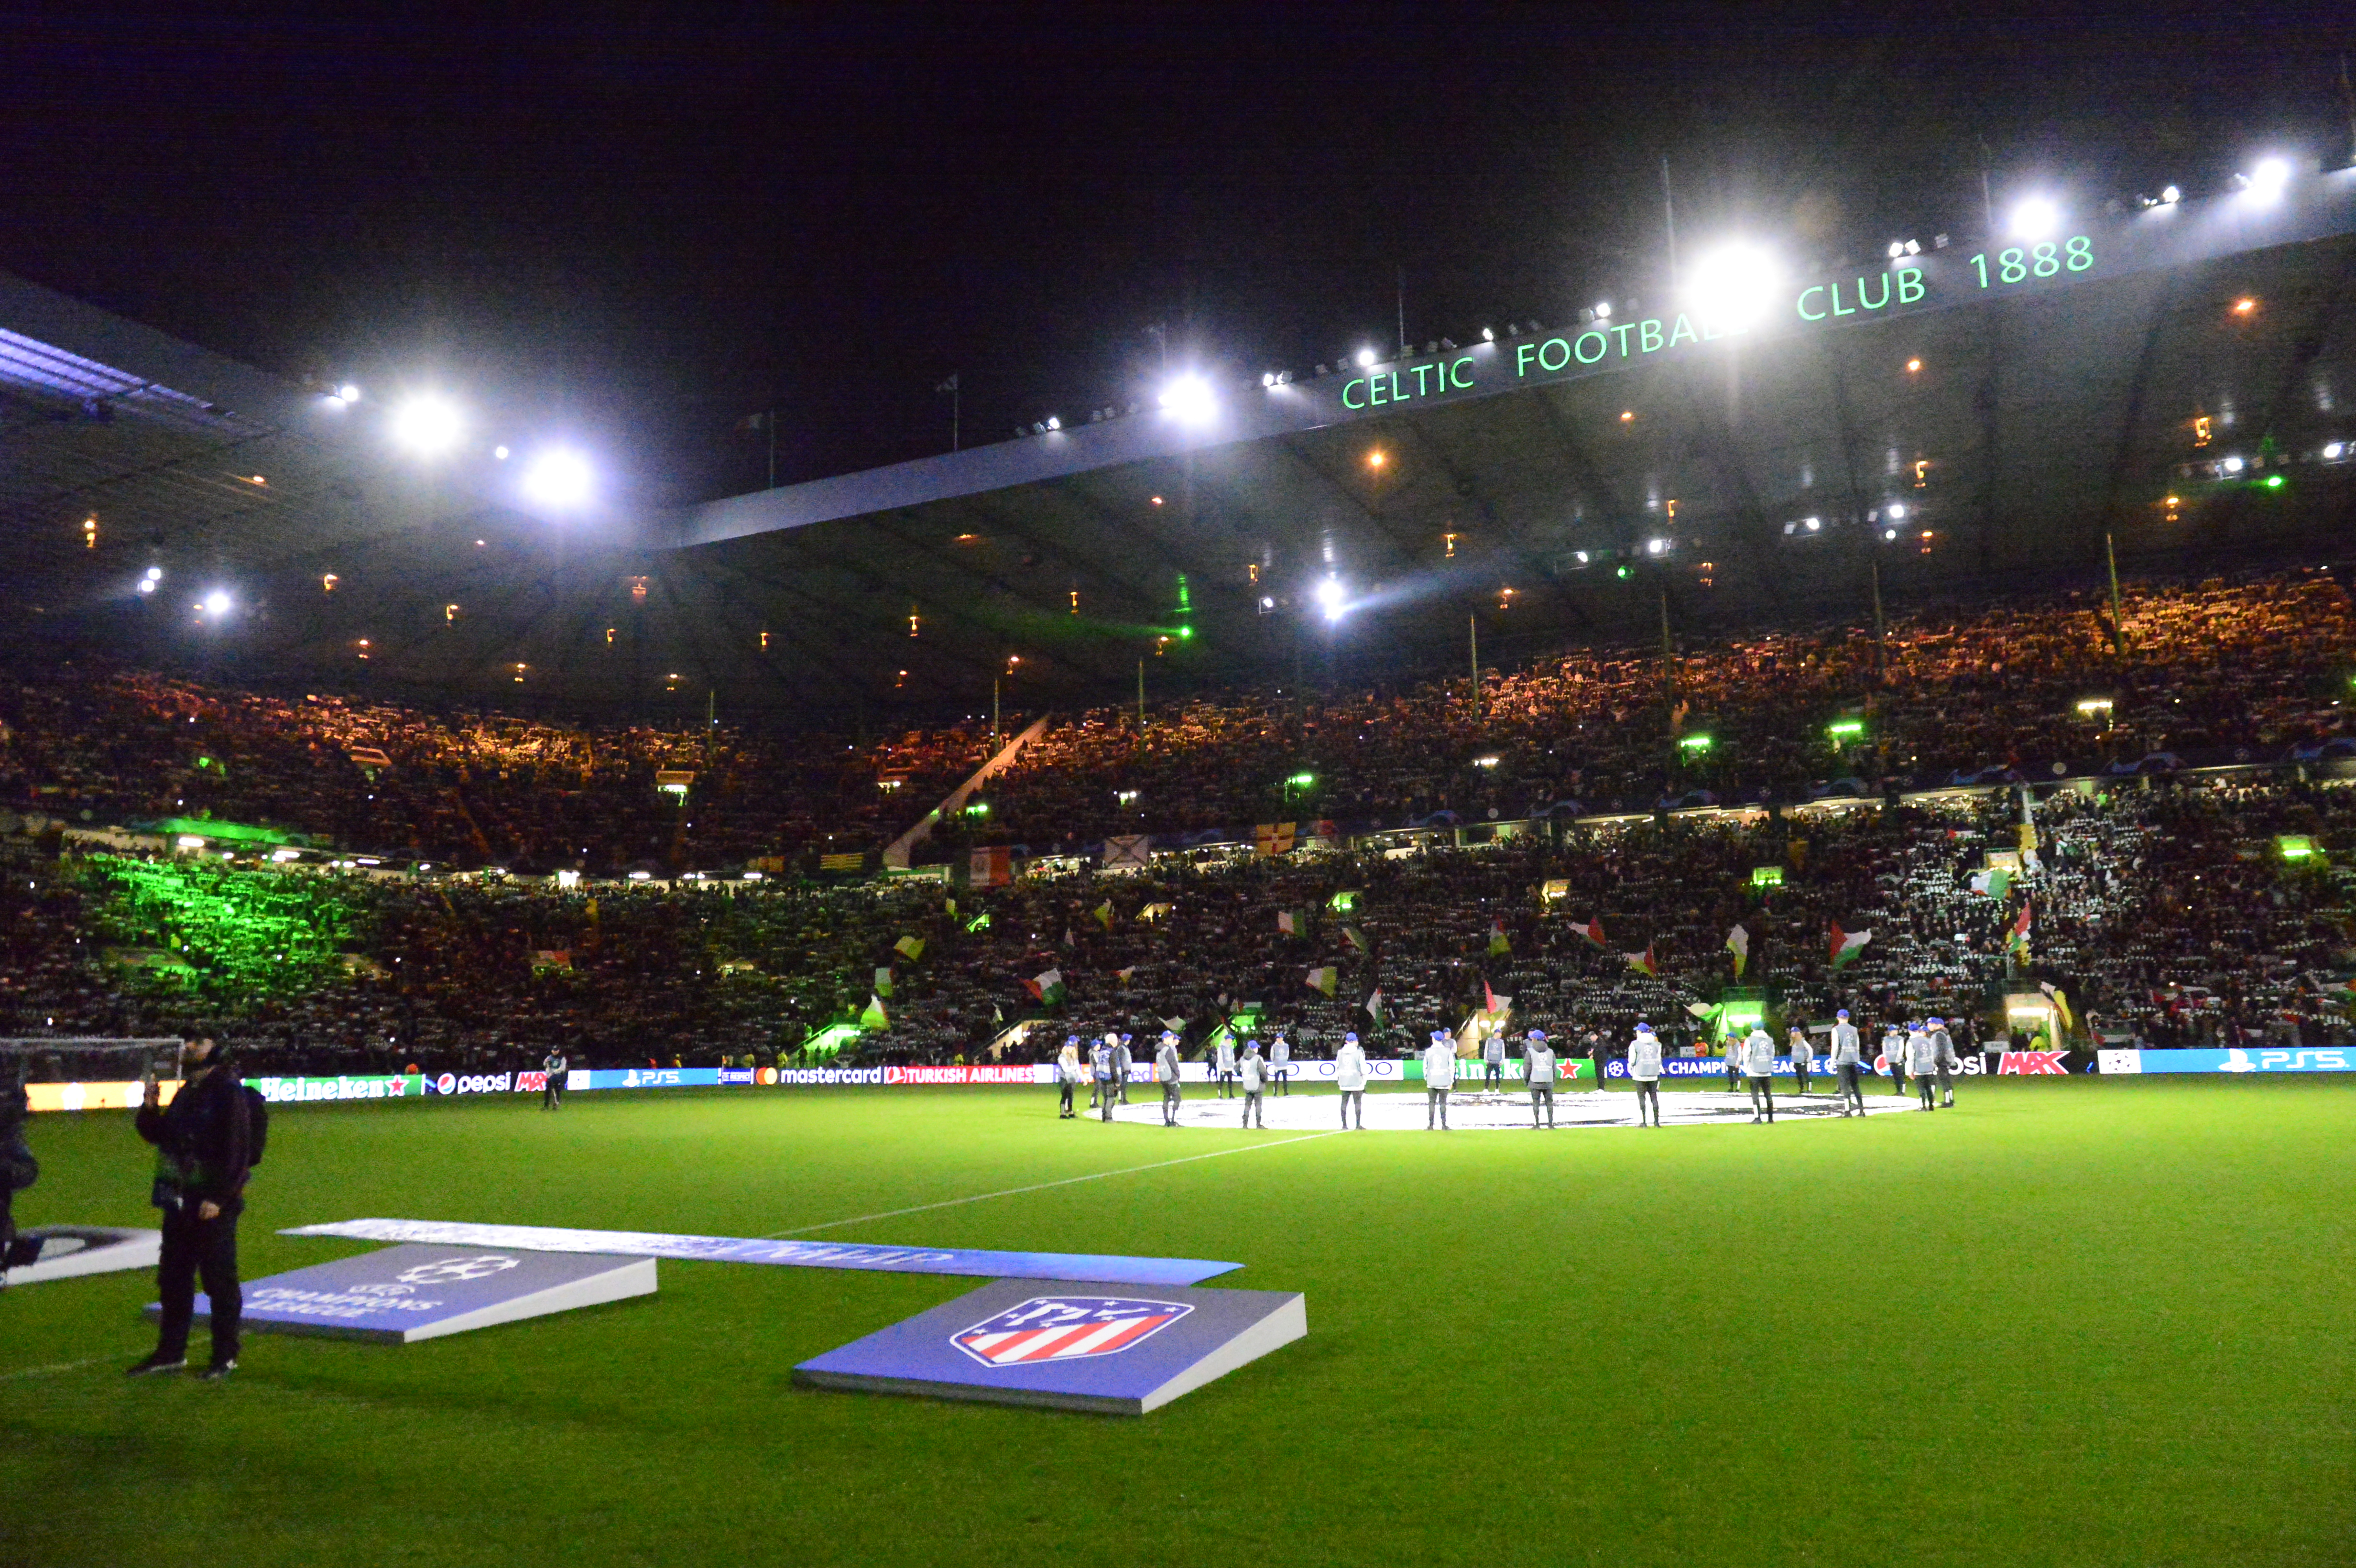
1684;242;1781;330
2009;196;2062;241
1356;348;1377;368
2160;185;2181;205
201;590;230;616
391;395;462;455
1316;577;1347;621
521;447;594;510
1158;374;1216;421
2242;156;2291;203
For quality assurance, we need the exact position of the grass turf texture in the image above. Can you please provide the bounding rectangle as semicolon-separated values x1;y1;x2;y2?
2;1078;2350;1568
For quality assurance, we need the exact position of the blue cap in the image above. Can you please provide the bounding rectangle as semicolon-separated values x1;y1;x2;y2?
1928;1017;1943;1027
1636;1022;1654;1033
1527;1029;1546;1041
1344;1031;1358;1043
1837;1009;1849;1019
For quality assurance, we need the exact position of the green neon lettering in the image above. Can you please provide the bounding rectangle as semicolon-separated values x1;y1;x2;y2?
1410;362;1435;397
1515;342;1538;377
1367;375;1387;406
1830;283;1854;317
1537;337;1571;372
1574;331;1607;364
1668;314;1699;347
1797;286;1827;322
1896;267;1925;303
1856;272;1891;310
1449;357;1474;388
1342;379;1366;410
1610;323;1635;356
1638;318;1665;352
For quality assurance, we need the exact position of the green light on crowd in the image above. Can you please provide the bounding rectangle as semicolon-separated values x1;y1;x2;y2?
1679;733;1713;751
1827;719;1865;739
2278;835;2318;860
1329;891;1358;912
2263;474;2285;490
1177;625;1192;640
1751;865;1785;887
1287;772;1315;787
1615;564;1634;579
964;802;990;817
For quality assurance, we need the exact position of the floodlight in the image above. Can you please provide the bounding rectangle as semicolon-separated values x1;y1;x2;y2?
2244;157;2291;202
1356;348;1377;368
1158;374;1216;421
2160;185;2181;205
202;590;230;616
1804;516;1821;532
1481;326;1495;341
2222;455;2245;473
1261;372;1276;388
1887;241;1906;259
1683;243;1781;329
2008;196;2062;241
1646;537;1668;555
391;395;462;455
136;578;156;594
1574;551;1589;565
1887;503;1906;520
1315;577;1347;621
521;447;594;510
1885;529;1898;541
1593;301;1613;319
1045;415;1061;431
144;565;162;580
337;383;360;403
494;445;510;460
2326;442;2345;460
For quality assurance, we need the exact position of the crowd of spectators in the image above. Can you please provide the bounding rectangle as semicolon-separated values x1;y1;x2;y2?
3;572;2352;876
2;771;2350;1077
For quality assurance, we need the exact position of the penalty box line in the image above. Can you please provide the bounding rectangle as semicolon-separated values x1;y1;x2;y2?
765;1130;1343;1238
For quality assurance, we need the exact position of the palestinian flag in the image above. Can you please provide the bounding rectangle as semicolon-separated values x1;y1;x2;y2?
1969;867;2013;901
1092;900;1115;931
1115;965;1136;985
2007;902;2032;960
1725;924;1749;979
1581;915;1608;948
1025;968;1067;1005
894;935;926;961
1277;910;1298;936
874;966;893;999
1363;988;1385;1024
859;994;888;1029
1488;917;1510;957
1305;966;1339;997
1829;924;1872;968
1625;944;1657;978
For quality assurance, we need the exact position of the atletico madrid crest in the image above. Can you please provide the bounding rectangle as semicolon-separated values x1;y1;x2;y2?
951;1295;1193;1368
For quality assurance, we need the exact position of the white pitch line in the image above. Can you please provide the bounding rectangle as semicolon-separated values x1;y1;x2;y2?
766;1130;1342;1238
0;1354;129;1383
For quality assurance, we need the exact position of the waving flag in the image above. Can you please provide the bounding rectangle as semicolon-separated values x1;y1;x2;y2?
893;935;926;961
1092;900;1115;931
1115;966;1136;985
1276;910;1298;936
1305;966;1338;997
1488;917;1511;957
1343;926;1368;954
1025;969;1067;1006
1625;944;1657;978
2007;901;2032;960
859;994;888;1029
1829;924;1872;968
874;966;893;999
1725;924;1749;979
1363;988;1385;1024
1581;915;1608;948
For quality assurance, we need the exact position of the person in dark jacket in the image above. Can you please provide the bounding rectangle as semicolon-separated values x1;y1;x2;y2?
0;1056;40;1274
128;1038;252;1380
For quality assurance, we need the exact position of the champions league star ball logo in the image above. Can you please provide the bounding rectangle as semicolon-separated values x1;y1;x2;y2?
951;1296;1193;1368
394;1254;522;1286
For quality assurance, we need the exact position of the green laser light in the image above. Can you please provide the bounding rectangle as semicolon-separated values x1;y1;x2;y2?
1679;733;1713;751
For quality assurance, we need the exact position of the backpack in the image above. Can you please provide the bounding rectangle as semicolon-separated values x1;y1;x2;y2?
243;1084;270;1170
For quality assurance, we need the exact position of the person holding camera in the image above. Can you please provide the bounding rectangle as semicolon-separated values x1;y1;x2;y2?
128;1038;255;1381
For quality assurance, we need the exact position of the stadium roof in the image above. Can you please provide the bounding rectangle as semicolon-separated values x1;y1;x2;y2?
8;166;2356;724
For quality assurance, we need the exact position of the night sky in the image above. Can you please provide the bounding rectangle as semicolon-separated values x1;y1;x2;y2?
5;4;2348;507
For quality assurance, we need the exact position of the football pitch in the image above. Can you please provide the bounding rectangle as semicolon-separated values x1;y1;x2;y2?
2;1078;2349;1567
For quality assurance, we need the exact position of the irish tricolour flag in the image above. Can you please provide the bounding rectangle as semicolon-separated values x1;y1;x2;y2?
1829;924;1872;968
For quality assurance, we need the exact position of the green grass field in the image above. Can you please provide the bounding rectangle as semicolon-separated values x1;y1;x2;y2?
2;1078;2351;1567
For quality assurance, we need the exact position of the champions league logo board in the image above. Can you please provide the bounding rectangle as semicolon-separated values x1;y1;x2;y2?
797;1277;1305;1415
151;1242;656;1344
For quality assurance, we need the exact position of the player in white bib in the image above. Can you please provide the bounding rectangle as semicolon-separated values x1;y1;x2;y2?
1742;1024;1778;1123
1332;1031;1367;1129
1155;1031;1183;1126
1882;1023;1908;1096
1787;1026;1813;1096
1523;1029;1557;1129
1904;1023;1941;1109
1626;1022;1664;1127
1423;1030;1456;1130
1238;1041;1267;1128
1269;1032;1292;1095
1828;1009;1865;1115
1927;1017;1959;1108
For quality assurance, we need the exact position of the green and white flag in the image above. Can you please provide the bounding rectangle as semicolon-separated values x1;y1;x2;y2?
874;966;893;999
1305;966;1338;997
859;994;888;1029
